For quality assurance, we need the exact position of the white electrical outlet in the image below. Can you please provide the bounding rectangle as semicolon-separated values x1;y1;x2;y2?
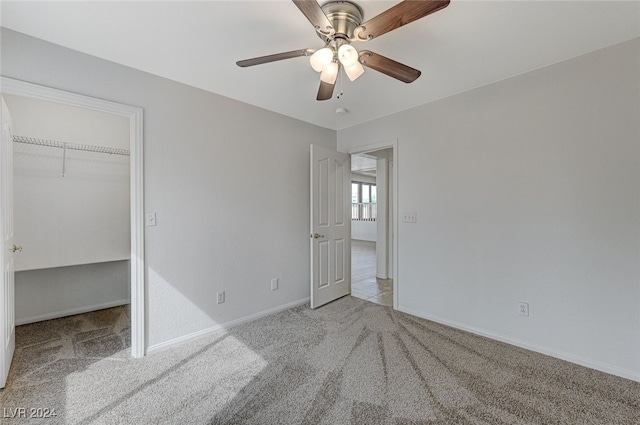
518;302;529;316
217;291;225;304
271;278;279;291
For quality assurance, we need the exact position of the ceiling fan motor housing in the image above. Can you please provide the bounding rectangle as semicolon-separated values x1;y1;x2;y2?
319;1;364;42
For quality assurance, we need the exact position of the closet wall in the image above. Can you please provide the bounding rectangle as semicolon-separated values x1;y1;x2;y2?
3;94;131;324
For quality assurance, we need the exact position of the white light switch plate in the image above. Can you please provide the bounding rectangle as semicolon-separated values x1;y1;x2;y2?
402;212;417;223
145;213;157;226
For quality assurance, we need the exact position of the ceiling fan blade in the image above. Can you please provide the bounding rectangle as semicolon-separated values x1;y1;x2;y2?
354;0;450;41
292;0;335;36
317;80;335;101
236;49;314;67
359;50;421;83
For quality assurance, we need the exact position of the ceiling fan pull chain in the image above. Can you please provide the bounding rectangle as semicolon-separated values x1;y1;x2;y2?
337;67;344;99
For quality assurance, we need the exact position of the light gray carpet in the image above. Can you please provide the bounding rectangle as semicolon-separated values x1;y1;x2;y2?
1;297;638;424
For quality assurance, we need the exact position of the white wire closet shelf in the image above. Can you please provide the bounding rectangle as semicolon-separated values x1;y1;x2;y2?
12;135;130;156
13;134;130;177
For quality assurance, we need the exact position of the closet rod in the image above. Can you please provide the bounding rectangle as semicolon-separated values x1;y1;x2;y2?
12;135;130;156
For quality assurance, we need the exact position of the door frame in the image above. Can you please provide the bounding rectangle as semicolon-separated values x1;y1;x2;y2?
347;139;398;310
0;77;146;358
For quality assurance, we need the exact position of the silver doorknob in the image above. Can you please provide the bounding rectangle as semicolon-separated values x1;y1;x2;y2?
312;233;325;239
12;244;23;252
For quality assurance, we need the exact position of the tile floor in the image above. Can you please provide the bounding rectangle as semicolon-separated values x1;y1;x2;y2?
351;239;393;306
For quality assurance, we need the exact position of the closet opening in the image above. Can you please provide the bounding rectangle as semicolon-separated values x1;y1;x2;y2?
5;94;132;353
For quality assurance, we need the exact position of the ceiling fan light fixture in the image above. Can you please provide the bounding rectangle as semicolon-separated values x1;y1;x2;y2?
320;61;339;84
237;0;449;101
344;62;364;81
338;44;359;67
310;47;334;72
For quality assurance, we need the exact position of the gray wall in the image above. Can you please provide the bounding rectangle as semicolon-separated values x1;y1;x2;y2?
339;38;640;380
1;28;336;349
16;261;129;324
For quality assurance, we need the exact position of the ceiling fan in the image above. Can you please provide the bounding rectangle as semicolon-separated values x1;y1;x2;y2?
236;0;450;101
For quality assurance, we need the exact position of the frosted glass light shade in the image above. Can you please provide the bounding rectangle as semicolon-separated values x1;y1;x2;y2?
320;62;339;84
344;62;364;81
310;48;334;72
338;44;359;67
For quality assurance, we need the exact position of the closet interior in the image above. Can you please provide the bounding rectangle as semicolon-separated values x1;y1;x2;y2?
3;94;131;325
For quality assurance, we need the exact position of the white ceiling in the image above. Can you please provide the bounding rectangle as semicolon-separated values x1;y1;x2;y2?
2;1;639;130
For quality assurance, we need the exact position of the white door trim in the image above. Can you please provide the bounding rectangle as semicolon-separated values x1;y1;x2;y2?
0;77;146;358
347;139;398;310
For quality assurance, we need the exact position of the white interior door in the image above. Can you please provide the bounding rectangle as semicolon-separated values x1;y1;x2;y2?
1;96;16;388
310;144;351;308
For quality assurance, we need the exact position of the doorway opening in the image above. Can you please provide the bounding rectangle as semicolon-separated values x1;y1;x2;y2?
5;93;131;331
0;78;144;386
350;148;394;307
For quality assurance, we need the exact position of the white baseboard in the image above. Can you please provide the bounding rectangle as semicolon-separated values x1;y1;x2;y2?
398;306;640;383
147;297;310;355
16;299;130;326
